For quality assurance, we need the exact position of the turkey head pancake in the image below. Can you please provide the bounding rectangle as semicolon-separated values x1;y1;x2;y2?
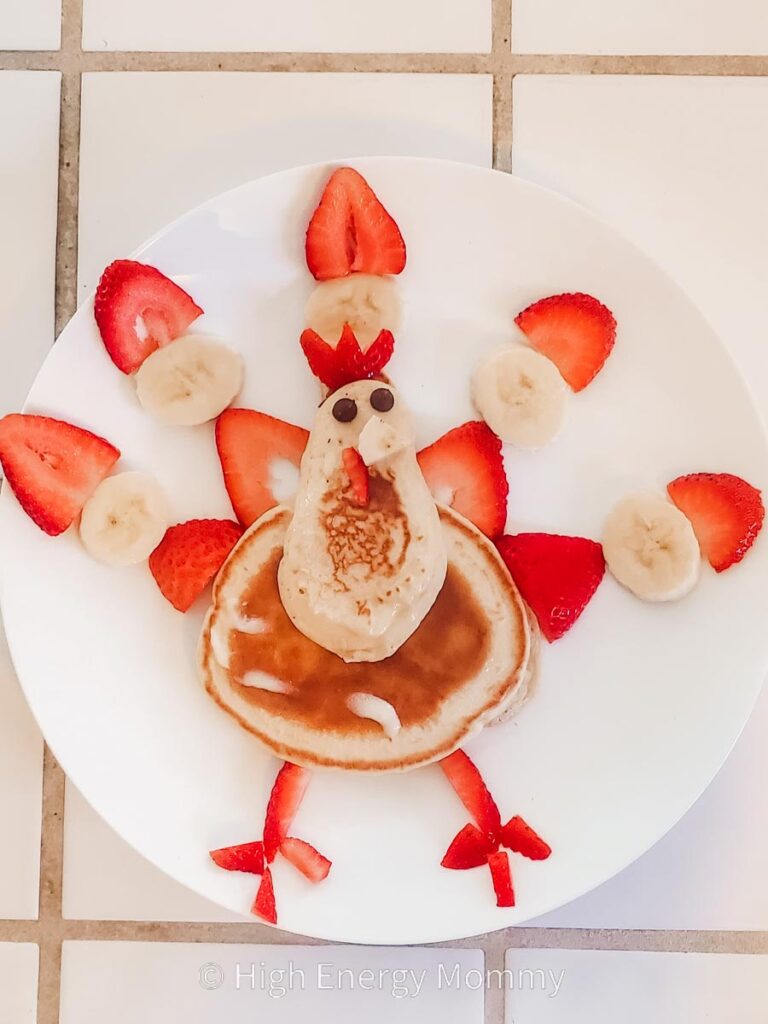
278;379;447;663
200;382;533;772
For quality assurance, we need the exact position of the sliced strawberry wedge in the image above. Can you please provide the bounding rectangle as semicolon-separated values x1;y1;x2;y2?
0;414;120;536
500;816;552;861
342;447;369;506
210;840;264;874
440;750;501;837
497;533;605;642
94;259;203;374
305;167;406;280
300;325;395;391
488;850;515;907
441;823;498;870
417;421;508;538
515;292;616;392
148;518;243;612
252;865;277;924
263;762;311;863
281;837;332;883
667;472;764;572
215;409;309;527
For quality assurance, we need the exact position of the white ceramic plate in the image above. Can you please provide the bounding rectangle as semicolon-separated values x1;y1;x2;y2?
2;158;767;944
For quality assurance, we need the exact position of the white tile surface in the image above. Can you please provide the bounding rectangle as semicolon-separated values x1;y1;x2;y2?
513;74;768;929
504;948;768;1022
511;0;768;55
60;943;485;1022
79;72;491;299
63;783;244;921
0;944;38;1024
0;618;43;920
0;0;61;50
82;0;490;53
69;68;491;920
0;71;61;417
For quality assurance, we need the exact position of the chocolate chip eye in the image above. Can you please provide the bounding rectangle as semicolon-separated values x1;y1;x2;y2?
332;397;358;423
370;387;394;412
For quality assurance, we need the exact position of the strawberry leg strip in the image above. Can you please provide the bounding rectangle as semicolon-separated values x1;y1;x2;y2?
209;760;332;924
439;749;552;909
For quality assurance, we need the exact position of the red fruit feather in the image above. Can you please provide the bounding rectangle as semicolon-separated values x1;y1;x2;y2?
281;837;332;883
0;414;120;536
215;409;309;527
148;518;243;612
94;259;203;374
263;762;311;863
667;472;764;572
417;421;508;538
441;823;498;870
305;167;406;281
497;533;605;642
515;292;616;392
500;816;552;861
300;325;394;391
210;841;264;874
252;865;277;923
487;850;515;907
440;750;501;837
342;447;369;506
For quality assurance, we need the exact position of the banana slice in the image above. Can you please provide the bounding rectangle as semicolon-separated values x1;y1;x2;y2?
602;492;700;602
135;335;243;426
79;471;169;566
471;344;568;450
305;273;401;349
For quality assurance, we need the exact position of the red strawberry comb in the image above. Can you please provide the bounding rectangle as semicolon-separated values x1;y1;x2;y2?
299;324;395;392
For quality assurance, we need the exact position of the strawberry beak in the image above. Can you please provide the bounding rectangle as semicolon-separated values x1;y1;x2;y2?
342;447;370;507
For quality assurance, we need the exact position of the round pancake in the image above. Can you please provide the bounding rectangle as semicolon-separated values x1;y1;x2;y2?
199;504;531;772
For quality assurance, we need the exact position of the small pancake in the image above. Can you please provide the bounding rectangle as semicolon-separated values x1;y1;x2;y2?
199;504;531;772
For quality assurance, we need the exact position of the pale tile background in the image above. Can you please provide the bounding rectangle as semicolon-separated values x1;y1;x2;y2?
0;943;39;1024
2;3;768;1023
0;0;61;50
59;943;486;1022
81;0;491;53
512;0;768;55
505;949;768;1021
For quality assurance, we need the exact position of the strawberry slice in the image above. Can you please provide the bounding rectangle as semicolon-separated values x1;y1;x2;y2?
515;292;616;392
500;816;551;861
94;259;203;374
210;840;264;874
215;409;309;528
487;850;515;907
281;837;332;883
148;518;243;612
305;167;406;280
417;422;508;538
252;865;277;923
440;750;501;837
342;447;369;506
263;762;311;863
300;325;395;392
0;414;119;536
667;472;764;572
441;823;498;870
497;533;605;642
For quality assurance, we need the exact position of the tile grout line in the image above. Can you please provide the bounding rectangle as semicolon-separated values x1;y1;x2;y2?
37;5;84;1022
5;50;768;75
491;0;512;172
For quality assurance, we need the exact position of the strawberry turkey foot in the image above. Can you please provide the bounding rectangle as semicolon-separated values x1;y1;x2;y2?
209;761;331;925
439;749;551;907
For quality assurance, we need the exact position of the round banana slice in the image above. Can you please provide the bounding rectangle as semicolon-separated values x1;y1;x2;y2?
602;492;701;602
80;471;170;566
471;344;568;450
135;335;243;427
305;273;401;349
